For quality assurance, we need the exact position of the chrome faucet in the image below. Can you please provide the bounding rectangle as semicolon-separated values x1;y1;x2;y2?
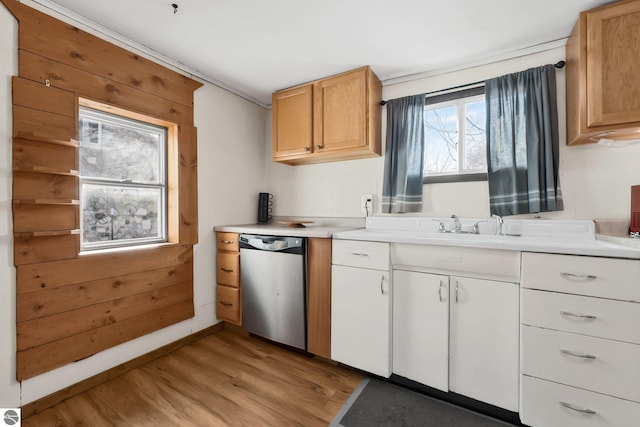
451;214;462;233
492;214;503;235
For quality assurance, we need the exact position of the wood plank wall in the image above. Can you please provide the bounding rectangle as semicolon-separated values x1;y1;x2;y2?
1;0;203;380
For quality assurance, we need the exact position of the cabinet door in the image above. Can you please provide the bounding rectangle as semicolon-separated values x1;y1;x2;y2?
331;265;391;377
272;84;313;159
586;2;640;127
314;68;366;152
393;270;449;391
449;277;519;411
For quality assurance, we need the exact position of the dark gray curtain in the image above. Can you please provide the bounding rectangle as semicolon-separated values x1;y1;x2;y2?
381;94;426;213
485;64;563;216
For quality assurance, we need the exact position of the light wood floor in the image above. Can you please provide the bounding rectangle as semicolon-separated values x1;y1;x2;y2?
24;329;363;426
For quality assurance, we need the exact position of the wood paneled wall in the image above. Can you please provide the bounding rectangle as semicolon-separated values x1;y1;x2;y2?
1;0;203;380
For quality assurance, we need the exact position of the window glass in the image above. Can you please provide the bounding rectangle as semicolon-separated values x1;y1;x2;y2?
423;88;487;183
463;99;487;171
79;106;167;250
424;104;458;174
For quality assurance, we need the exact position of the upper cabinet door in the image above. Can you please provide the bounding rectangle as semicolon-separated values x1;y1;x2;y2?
271;66;381;164
313;68;367;152
272;84;313;160
586;1;640;128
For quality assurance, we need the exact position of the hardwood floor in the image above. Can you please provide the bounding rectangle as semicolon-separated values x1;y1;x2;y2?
24;330;363;426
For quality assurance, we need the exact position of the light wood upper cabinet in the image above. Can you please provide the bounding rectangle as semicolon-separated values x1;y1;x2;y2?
272;66;381;165
567;0;640;145
314;70;366;152
272;84;313;158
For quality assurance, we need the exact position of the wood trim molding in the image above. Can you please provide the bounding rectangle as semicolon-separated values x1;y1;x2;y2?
21;323;225;419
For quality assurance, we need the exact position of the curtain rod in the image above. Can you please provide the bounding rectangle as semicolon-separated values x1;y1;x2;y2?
379;60;566;106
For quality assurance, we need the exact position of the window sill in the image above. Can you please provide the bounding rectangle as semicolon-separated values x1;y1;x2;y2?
423;173;487;184
78;241;182;257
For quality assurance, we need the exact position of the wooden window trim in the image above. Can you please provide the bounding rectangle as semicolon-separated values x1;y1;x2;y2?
78;98;180;247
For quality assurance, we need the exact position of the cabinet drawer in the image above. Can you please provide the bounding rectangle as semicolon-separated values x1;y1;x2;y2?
521;375;640;427
216;286;240;324
217;232;239;252
392;244;520;282
522;289;640;344
522;325;640;402
217;252;240;287
332;239;389;270
521;252;640;301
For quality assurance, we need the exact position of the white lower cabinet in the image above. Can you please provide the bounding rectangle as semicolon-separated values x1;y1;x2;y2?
521;376;640;427
392;270;519;412
449;276;520;411
520;252;640;427
393;270;449;392
331;264;391;377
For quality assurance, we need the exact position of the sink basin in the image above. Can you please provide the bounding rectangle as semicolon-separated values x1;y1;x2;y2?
332;217;640;259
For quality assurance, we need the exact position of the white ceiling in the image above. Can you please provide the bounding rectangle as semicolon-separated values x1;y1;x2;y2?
30;0;612;107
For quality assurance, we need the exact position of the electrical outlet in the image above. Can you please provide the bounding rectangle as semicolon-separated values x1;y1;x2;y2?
361;194;373;216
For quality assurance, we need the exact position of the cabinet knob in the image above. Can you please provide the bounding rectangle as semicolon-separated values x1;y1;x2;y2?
304;146;310;151
316;144;324;150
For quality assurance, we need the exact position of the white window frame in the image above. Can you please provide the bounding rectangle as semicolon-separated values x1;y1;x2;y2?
423;86;487;184
79;106;168;251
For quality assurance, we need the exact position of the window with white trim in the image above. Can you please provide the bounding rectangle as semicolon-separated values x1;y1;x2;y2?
79;106;167;250
423;86;487;183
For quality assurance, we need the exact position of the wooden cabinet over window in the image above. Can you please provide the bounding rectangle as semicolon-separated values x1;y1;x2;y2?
566;0;640;145
272;66;381;165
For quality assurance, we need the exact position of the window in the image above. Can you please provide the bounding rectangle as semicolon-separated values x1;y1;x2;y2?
423;86;487;183
79;106;167;250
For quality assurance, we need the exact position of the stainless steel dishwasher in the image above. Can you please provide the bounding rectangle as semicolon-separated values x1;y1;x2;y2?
240;234;306;350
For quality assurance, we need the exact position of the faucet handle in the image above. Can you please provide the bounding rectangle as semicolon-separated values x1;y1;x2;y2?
491;214;504;235
472;220;489;234
432;219;446;233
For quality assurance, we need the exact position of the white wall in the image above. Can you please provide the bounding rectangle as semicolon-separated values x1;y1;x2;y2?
266;47;640;222
0;4;267;406
0;5;20;408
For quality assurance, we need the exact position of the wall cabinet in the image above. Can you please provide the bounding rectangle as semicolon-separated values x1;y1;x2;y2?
215;232;241;325
566;0;640;145
271;85;313;159
272;66;381;165
392;269;519;412
331;240;391;377
520;252;640;427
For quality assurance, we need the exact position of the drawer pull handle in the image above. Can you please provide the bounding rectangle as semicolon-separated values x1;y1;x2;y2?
560;349;596;360
559;401;597;415
560;272;597;281
220;301;233;307
221;240;235;244
352;252;370;257
560;311;597;320
220;268;234;273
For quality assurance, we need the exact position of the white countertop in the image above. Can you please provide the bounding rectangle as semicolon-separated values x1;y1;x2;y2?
214;217;363;238
332;217;640;259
